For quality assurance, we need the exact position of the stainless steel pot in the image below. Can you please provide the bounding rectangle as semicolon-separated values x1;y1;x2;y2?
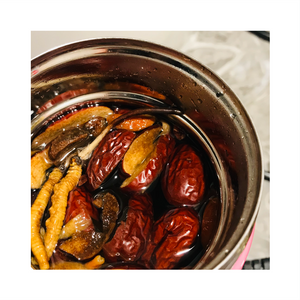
31;38;263;269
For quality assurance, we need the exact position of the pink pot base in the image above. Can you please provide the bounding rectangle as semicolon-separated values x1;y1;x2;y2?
231;224;255;270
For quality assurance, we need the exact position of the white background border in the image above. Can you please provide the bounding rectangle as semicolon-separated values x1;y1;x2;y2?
1;0;299;299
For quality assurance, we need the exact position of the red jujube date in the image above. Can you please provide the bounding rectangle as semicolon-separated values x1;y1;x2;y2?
121;134;176;192
87;129;136;190
102;194;153;262
64;186;99;231
58;190;120;261
161;144;206;207
141;207;200;269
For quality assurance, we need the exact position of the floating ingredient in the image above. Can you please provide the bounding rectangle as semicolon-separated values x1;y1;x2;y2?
92;191;119;233
102;194;153;263
64;185;99;226
86;129;136;190
83;116;107;138
121;126;162;176
78;108;181;161
58;192;119;260
84;255;105;269
31;148;53;189
31;117;106;189
31;106;113;151
48;127;89;161
121;127;175;192
31;167;64;270
141;207;200;269
44;157;82;260
161;144;206;207
59;212;92;240
107;113;155;131
50;254;105;270
58;230;107;261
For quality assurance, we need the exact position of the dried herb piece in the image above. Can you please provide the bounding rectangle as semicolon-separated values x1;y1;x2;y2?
58;230;107;261
32;106;113;151
122;126;161;176
44;158;82;259
121;133;175;192
48;128;89;161
31;167;63;270
31;148;53;189
107;113;155;131
59;212;92;240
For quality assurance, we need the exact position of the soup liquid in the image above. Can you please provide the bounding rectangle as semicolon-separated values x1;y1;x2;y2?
31;102;221;269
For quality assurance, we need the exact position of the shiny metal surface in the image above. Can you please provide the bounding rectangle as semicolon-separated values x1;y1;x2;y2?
31;38;263;269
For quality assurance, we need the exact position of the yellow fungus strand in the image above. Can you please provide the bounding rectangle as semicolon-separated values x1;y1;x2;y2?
85;255;105;269
44;159;82;260
31;148;53;189
31;168;63;270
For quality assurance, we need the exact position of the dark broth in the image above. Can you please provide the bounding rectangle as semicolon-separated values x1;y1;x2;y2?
31;101;221;269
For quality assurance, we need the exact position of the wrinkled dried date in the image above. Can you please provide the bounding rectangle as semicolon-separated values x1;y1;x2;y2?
162;144;206;207
121;134;176;192
141;207;200;269
64;186;99;230
102;194;153;262
59;190;119;261
87;129;136;190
